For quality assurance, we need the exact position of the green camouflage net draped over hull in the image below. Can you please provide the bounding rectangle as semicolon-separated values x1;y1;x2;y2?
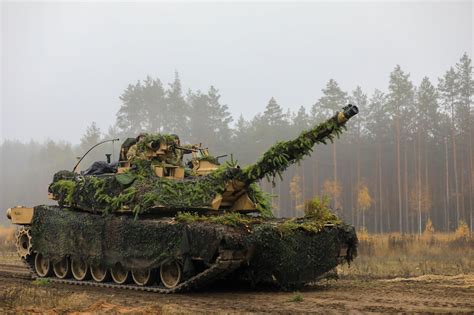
30;205;245;271
242;224;357;287
30;205;357;288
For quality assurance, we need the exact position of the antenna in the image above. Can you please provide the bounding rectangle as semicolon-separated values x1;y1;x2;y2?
112;140;115;162
73;138;119;173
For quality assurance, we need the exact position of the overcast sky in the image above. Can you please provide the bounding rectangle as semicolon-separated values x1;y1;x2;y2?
1;1;472;143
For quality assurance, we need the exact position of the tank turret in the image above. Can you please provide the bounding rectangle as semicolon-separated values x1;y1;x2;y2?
46;104;358;216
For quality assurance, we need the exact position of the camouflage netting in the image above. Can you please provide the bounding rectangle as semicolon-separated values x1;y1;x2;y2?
243;223;357;288
30;205;357;287
30;205;245;272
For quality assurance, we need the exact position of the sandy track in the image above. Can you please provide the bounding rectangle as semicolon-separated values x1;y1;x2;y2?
0;274;473;314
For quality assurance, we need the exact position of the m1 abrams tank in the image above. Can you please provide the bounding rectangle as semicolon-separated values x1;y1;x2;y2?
7;104;359;292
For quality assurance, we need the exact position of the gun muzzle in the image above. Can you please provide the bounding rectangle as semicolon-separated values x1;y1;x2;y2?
337;104;359;124
343;104;359;119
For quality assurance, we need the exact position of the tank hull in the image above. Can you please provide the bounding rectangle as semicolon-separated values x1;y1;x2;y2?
15;205;357;291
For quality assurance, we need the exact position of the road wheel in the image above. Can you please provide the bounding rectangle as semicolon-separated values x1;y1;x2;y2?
71;257;90;281
110;263;131;285
132;268;156;286
53;257;71;279
90;264;110;282
34;253;52;277
160;260;182;289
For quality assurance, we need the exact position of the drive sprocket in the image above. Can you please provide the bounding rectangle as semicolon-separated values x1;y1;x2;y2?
16;227;33;259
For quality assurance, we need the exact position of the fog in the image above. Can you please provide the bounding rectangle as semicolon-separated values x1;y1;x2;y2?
2;1;472;143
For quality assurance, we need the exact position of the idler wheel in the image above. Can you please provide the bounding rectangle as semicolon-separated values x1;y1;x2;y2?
132;269;156;286
90;264;110;282
34;253;52;277
71;258;90;281
110;263;131;285
16;227;32;259
160;260;182;289
53;257;71;279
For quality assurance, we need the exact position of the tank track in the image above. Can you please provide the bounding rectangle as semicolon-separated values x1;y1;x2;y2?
21;255;243;294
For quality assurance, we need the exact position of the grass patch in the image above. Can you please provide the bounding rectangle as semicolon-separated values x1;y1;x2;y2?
339;232;474;279
176;207;344;233
288;292;304;302
277;197;341;234
32;278;50;286
175;212;258;227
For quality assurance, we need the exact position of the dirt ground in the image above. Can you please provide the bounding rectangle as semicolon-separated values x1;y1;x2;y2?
0;274;473;314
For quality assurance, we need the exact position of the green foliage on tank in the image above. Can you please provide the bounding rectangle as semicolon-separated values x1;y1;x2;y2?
48;161;272;217
48;105;358;217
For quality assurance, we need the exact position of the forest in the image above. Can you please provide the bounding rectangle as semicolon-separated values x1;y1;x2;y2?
1;53;472;234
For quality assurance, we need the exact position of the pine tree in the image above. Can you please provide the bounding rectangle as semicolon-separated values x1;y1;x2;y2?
366;89;388;232
311;79;347;120
258;97;289;149
263;97;286;127
349;86;368;227
455;54;473;136
455;53;474;232
438;67;460;227
259;97;290;213
117;81;146;135
366;90;389;140
415;77;439;234
417;77;439;138
292;106;310;132
291;106;311;205
188;90;213;145
80;122;102;152
207;86;233;154
349;86;368;136
312;79;347;209
231;114;258;165
166;72;190;136
142;76;166;133
116;76;167;135
387;65;415;233
78;122;104;170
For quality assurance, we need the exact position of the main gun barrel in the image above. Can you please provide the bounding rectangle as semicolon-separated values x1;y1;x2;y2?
242;104;358;182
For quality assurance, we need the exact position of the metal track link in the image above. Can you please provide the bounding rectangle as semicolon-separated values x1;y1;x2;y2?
21;256;242;294
21;257;36;279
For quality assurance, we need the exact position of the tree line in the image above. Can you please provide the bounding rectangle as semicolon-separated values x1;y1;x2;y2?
1;54;472;234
